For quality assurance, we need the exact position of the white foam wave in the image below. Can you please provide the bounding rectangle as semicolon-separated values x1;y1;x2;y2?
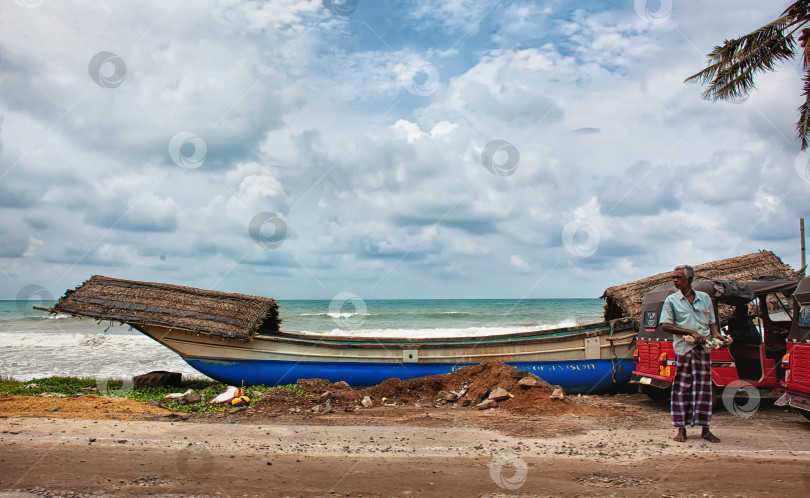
0;333;206;381
301;312;371;318
293;320;580;338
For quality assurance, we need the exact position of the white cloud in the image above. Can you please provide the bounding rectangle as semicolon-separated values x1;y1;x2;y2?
509;254;530;272
0;0;807;299
22;237;43;258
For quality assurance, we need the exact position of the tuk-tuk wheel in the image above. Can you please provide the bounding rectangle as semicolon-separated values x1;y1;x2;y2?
642;386;671;404
800;410;810;422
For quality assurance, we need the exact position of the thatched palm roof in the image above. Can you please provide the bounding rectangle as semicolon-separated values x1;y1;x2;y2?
53;275;280;340
602;250;796;322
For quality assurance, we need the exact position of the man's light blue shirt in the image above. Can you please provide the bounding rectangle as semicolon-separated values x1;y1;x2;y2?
659;289;716;355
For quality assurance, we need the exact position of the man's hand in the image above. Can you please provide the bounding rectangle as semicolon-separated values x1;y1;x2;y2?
689;331;706;345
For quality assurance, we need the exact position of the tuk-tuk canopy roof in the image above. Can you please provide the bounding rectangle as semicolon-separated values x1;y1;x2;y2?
795;276;810;305
638;279;798;340
602;250;796;322
643;279;798;308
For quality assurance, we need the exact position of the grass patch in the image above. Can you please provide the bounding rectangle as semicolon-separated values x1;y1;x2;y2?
0;376;312;414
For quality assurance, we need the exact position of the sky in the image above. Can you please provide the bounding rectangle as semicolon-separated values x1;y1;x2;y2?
1;0;809;302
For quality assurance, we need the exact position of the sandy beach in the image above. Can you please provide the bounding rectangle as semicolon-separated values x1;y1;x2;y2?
2;387;810;497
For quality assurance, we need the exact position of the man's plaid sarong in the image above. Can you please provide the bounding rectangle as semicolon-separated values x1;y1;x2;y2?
671;349;713;428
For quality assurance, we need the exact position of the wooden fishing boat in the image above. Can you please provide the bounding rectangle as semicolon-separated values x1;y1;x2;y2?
41;276;637;393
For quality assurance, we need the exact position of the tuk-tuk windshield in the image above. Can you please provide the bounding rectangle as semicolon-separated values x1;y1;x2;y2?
756;292;793;323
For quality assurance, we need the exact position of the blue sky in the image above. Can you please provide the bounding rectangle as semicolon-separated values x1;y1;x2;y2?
1;0;808;301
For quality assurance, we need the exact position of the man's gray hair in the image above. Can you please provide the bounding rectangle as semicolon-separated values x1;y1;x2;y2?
674;264;695;282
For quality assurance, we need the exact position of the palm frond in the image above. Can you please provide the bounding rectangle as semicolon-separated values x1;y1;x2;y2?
804;36;810;69
796;70;810;149
685;16;796;101
782;1;810;18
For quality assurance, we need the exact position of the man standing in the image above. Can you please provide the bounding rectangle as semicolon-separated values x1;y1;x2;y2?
660;264;723;443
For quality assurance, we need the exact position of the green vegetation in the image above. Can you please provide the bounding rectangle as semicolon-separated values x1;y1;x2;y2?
0;376;312;414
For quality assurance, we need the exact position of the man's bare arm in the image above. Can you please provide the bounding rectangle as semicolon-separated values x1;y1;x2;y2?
709;322;722;339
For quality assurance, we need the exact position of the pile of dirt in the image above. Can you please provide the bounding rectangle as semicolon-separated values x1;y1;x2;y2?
282;362;579;416
0;394;185;420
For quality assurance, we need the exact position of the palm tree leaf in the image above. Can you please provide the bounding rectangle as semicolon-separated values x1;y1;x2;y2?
804;37;810;69
796;70;810;149
685;16;796;101
781;1;810;18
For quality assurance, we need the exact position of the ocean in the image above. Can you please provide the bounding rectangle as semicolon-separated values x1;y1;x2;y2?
0;298;605;381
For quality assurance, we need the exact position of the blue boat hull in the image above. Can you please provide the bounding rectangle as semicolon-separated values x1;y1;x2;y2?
185;357;635;393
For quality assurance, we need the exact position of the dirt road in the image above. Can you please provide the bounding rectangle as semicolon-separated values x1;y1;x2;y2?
2;392;810;497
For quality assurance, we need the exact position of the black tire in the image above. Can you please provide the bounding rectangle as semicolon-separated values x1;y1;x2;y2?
642;386;671;404
800;410;810;422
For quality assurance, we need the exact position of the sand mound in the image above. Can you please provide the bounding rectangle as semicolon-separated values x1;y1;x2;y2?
291;362;576;415
0;394;185;420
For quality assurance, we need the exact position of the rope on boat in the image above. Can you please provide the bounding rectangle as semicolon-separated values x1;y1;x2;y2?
608;317;633;383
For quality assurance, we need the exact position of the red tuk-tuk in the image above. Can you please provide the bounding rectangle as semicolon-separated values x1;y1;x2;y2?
776;276;810;419
631;279;798;402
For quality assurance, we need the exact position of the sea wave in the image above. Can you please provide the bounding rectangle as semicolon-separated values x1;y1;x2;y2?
298;311;474;318
292;320;580;338
0;333;206;381
301;312;372;318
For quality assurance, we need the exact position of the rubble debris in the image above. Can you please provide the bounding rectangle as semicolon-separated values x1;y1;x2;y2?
164;389;194;400
474;389;491;405
361;396;373;408
551;388;565;399
183;393;202;404
476;399;497;410
488;387;511;402
211;386;239;404
133;371;182;388
518;376;540;387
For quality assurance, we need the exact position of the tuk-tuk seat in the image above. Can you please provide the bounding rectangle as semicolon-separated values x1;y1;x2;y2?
726;306;761;344
765;345;787;360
